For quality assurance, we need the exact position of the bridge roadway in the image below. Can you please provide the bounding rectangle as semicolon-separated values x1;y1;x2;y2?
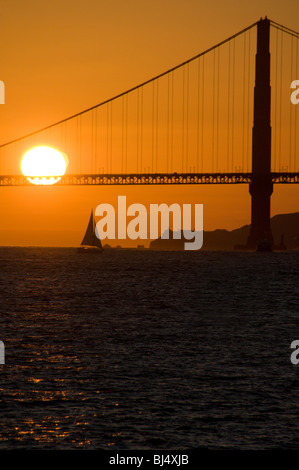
0;172;298;186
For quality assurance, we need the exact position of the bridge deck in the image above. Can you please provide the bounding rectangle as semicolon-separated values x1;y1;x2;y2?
0;172;298;186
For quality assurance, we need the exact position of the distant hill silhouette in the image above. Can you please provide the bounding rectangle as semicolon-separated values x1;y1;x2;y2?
149;212;299;250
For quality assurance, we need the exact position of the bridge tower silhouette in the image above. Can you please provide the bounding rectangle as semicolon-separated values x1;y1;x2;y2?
247;17;273;249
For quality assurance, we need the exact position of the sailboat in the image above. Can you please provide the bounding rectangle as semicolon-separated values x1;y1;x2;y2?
77;210;103;253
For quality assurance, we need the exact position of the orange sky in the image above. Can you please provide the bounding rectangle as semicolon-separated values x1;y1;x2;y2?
0;0;298;247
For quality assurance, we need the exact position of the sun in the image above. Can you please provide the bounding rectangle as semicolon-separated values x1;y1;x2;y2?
21;146;68;185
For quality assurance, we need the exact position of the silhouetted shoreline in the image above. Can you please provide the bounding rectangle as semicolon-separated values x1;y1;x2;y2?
149;212;299;251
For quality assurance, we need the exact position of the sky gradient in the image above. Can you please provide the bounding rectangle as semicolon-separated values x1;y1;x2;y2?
0;0;298;246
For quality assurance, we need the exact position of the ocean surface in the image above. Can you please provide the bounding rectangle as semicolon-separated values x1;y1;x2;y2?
0;247;298;450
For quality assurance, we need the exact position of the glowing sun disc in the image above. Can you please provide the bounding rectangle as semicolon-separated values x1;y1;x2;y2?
21;146;68;185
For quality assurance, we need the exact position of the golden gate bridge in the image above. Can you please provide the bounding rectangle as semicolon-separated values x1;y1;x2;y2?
0;17;298;248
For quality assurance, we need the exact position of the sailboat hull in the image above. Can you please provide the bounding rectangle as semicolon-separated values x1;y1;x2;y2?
77;247;103;254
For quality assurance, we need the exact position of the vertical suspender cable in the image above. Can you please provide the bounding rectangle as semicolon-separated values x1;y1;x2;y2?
212;50;216;172
167;74;170;173
63;121;67;167
76;117;79;174
289;35;293;171
156;79;159;172
79;116;82;174
186;63;189;172
279;30;283;171
196;58;200;172
126;94;128;173
247;29;251;172
294;38;299;171
242;32;246;171
95;108;98;174
201;56;205;172
227;41;231;171
182;67;185;172
152;81;155;172
137;88;139;173
273;28;278;171
110;101;113;173
216;47;220;172
121;96;124;173
91;110;94;174
171;72;174;173
231;38;235;172
106;104;109;172
140;86;143;173
295;38;298;171
274;30;278;171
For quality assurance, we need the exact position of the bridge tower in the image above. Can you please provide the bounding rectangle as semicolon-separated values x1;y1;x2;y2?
247;17;273;249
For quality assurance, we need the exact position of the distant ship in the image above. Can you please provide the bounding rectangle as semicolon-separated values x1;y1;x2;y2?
77;210;103;254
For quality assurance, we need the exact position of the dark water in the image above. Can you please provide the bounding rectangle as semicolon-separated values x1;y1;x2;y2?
0;247;298;449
